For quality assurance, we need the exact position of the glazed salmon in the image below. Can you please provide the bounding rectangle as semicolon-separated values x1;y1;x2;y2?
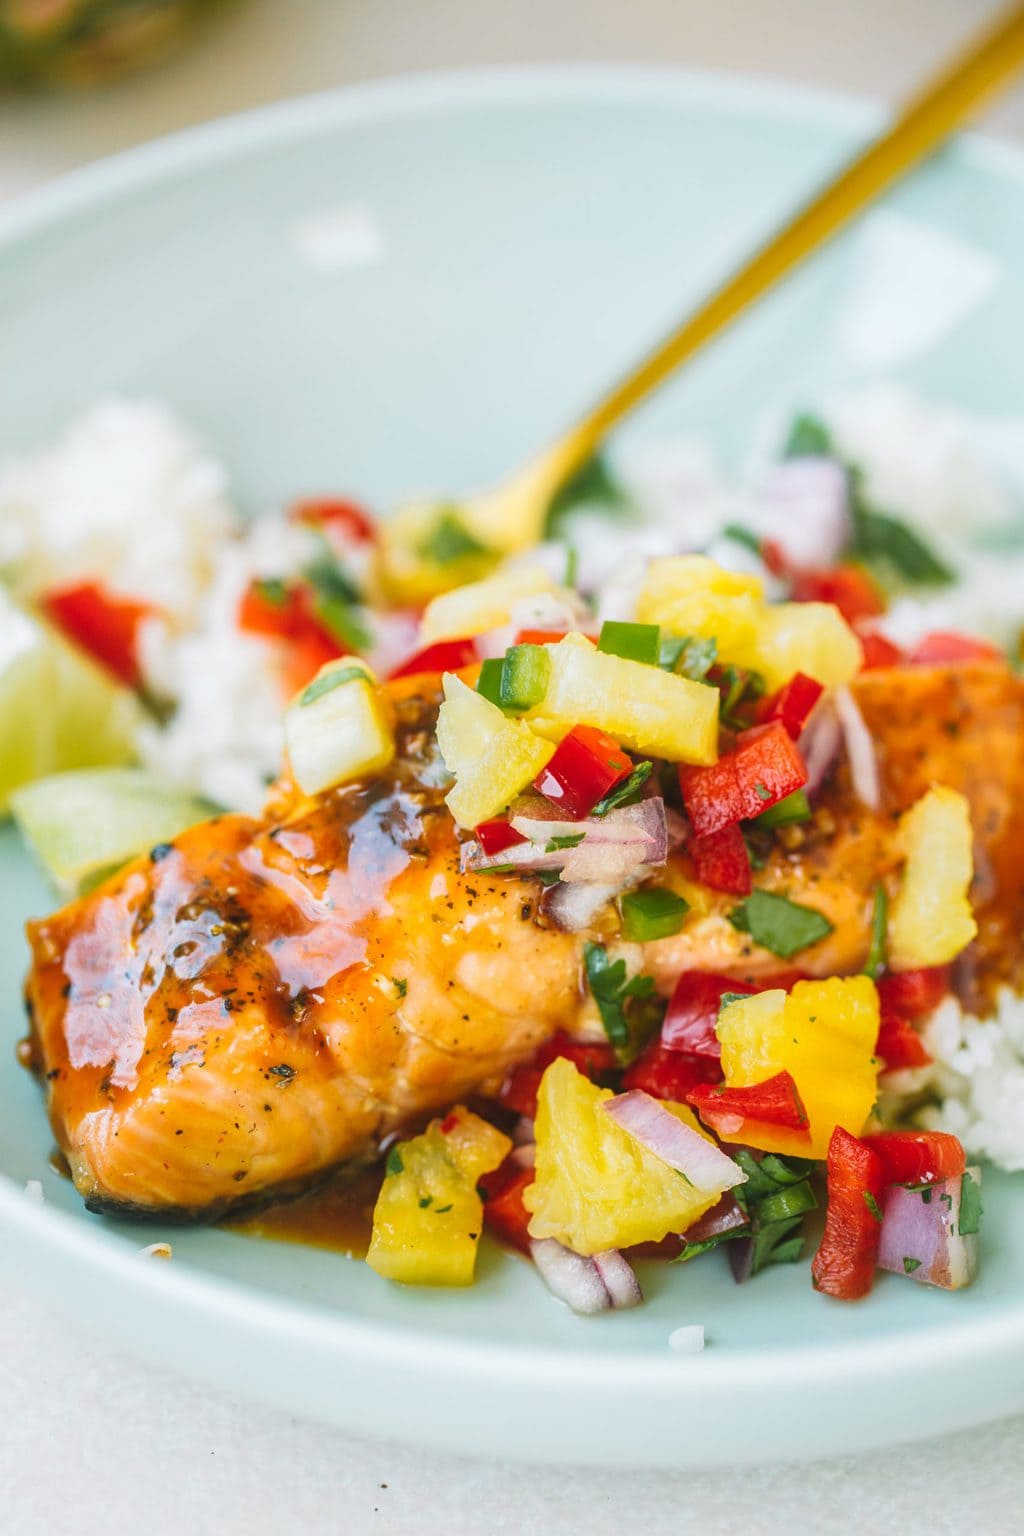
23;663;1024;1217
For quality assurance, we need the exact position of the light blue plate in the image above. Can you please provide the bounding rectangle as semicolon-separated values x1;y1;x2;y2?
2;68;1024;1467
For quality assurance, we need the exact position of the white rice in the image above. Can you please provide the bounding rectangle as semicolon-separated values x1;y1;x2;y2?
912;990;1024;1173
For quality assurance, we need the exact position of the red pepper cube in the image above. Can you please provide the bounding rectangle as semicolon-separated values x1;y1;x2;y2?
679;720;808;838
864;1130;966;1186
811;1126;887;1300
687;1070;809;1137
910;631;1003;666
43;580;153;689
479;1161;535;1253
857;628;906;670
874;1013;932;1072
791;564;885;626
290;497;377;544
759;672;824;740
876;966;951;1019
689;824;752;895
475;819;528;857
498;1030;616;1119
623;1042;721;1101
388;637;478;679
533;725;633;819
661;972;758;1058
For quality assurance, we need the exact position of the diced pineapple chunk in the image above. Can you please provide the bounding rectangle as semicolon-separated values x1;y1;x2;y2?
523;1057;728;1254
527;633;719;764
436;673;554;828
421;564;557;642
889;786;977;970
367;1107;511;1286
715;977;880;1158
638;556;862;690
284;658;394;796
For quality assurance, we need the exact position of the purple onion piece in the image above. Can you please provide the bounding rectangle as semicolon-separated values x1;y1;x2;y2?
464;799;668;884
835;685;880;810
877;1166;981;1290
542;879;623;933
753;458;851;569
799;701;841;799
728;1235;755;1284
682;1193;749;1246
529;1238;642;1314
603;1091;746;1194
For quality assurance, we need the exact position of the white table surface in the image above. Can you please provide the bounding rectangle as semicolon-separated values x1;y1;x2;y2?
2;2;1023;1530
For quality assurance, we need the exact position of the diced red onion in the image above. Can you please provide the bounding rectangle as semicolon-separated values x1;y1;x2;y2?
877;1167;980;1290
602;1091;746;1194
799;700;841;798
728;1235;755;1284
681;1193;748;1246
474;623;517;661
835;685;880;810
541;879;624;932
529;1238;643;1314
510;1143;536;1170
752;458;851;570
511;1116;536;1147
464;800;667;885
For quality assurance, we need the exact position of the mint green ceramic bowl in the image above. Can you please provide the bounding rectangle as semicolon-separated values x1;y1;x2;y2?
2;69;1023;1467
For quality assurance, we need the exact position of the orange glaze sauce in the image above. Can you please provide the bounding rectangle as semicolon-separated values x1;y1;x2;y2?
228;1163;383;1257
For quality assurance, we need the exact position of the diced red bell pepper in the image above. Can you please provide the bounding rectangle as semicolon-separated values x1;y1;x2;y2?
499;1030;618;1119
533;725;633;819
42;580;153;689
479;1161;534;1253
238;578;294;638
475;818;527;856
857;627;906;670
291;497;377;544
864;1130;966;1186
623;1042;721;1101
661;972;758;1058
877;966;950;1020
811;1126;886;1301
688;1071;809;1137
875;1013;931;1072
909;631;1003;666
791;564;885;626
388;637;478;679
281;627;343;697
756;672;824;740
679;721;808;838
689;824;752;895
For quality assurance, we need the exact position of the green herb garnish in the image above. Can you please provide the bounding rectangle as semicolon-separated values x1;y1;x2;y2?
597;620;661;667
847;487;953;587
253;576;289;608
564;544;579;588
659;633;718;682
717;664;766;729
864;882;888;980
863;1191;883;1223
299;664;367;706
304;555;370;652
784;412;833;458
903;1256;922;1274
728;889;833;959
722;523;764;556
756;789;811;829
545;454;628;534
958;1170;984;1236
620;887;690;943
393;977;408;999
732;1149;819;1277
545;832;586;853
583;943;663;1063
718;992;750;1014
591;759;653;816
418;509;489;565
385;1147;404;1176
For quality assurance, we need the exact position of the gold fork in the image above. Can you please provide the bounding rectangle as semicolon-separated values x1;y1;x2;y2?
380;2;1024;601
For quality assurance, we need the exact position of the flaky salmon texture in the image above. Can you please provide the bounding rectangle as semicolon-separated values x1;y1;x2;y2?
23;662;1024;1219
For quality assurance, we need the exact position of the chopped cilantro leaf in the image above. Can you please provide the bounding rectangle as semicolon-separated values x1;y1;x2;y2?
863;1191;883;1223
903;1256;922;1274
418;509;489;565
545;454;628;534
434;1203;453;1215
722;523;764;556
385;1147;404;1176
659;633;718;681
728;889;833;959
583;942;663;1064
847;490;953;587
718;992;750;1014
545;832;586;853
784;412;833;458
300;664;367;706
591;759;653;816
418;1195;433;1209
864;882;888;980
253;576;289;608
754;781;771;802
392;977;408;999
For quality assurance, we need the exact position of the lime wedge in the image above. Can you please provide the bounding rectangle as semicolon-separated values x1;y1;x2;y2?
10;768;217;898
0;587;142;813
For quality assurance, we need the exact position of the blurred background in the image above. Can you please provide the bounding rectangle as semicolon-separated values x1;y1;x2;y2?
1;0;1022;201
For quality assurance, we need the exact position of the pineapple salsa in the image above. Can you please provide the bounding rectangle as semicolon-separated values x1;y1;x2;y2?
6;399;1017;1316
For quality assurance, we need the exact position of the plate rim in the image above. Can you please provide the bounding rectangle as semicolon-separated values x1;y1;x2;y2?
2;62;1024;1462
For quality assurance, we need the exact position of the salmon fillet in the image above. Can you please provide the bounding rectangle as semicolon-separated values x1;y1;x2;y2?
23;663;1024;1217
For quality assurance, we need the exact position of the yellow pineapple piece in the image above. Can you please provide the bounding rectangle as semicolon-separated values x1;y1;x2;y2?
735;602;863;691
523;1057;729;1255
420;564;558;642
889;785;977;970
284;657;394;796
436;674;554;828
715;977;880;1158
527;633;719;764
366;1107;511;1286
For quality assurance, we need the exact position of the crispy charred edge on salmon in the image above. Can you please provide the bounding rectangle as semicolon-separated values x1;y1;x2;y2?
80;1155;383;1224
